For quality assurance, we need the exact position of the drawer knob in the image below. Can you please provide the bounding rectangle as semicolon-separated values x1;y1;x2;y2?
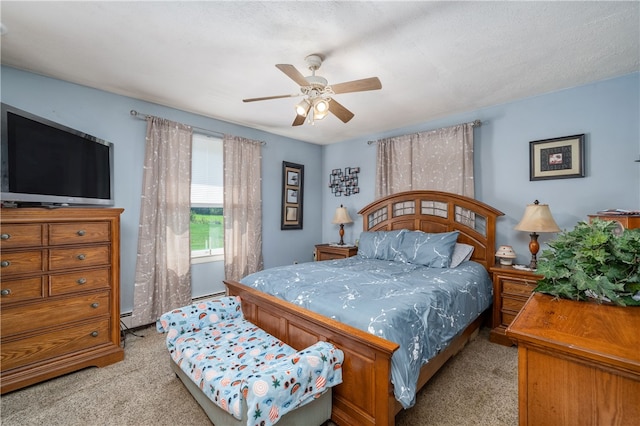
77;278;87;285
77;254;86;260
77;230;86;236
0;233;10;240
90;331;99;337
91;302;100;308
0;260;10;268
1;289;11;296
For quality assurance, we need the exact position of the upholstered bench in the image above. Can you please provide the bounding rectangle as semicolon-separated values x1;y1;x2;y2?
157;296;343;426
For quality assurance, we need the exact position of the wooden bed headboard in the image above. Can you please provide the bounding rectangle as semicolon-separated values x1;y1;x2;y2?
358;190;504;270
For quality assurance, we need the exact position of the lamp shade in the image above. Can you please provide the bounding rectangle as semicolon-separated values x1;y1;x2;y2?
332;205;353;224
495;245;517;258
514;201;560;233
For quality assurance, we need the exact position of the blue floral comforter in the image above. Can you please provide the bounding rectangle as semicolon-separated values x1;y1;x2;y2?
240;257;492;408
157;296;343;426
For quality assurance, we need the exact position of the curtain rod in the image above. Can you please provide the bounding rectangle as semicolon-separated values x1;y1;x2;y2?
130;110;266;146
367;119;483;145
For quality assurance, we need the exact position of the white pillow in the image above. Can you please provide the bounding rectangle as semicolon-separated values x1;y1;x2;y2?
449;243;474;268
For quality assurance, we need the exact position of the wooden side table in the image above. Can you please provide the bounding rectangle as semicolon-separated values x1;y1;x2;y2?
506;293;640;425
314;244;358;261
588;214;640;233
489;265;542;346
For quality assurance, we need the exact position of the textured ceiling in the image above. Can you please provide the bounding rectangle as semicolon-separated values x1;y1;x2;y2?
1;1;638;145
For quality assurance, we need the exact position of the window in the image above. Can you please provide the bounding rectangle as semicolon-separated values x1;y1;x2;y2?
191;133;223;262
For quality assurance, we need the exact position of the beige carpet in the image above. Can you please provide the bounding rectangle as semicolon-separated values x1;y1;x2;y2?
1;326;518;426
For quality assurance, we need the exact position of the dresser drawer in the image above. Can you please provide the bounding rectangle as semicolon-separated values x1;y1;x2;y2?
317;252;346;261
1;318;111;372
0;277;45;305
49;268;111;296
503;279;537;297
502;311;518;327
48;245;110;270
1;291;110;336
502;296;528;313
49;222;111;246
0;224;43;248
315;244;358;261
0;250;44;276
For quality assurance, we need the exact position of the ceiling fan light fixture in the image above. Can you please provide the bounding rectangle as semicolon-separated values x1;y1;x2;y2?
313;98;329;120
294;99;311;117
314;112;328;121
315;98;329;112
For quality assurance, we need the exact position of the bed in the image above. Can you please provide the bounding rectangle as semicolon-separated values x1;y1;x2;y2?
224;190;504;426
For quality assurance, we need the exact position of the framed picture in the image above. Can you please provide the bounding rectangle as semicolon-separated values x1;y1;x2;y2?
281;161;304;229
529;134;585;181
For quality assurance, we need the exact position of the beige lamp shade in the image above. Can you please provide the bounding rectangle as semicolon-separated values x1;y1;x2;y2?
332;205;353;224
495;245;517;265
514;201;560;233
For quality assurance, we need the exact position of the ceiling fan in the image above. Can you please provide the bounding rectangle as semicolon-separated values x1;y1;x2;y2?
243;54;382;126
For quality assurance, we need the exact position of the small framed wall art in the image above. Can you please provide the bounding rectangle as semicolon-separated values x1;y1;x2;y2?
281;161;304;230
529;134;585;181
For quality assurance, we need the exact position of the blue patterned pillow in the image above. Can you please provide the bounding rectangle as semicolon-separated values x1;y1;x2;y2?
398;230;460;268
358;230;407;261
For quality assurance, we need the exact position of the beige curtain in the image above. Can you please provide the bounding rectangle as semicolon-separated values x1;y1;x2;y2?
223;135;263;281
375;123;475;198
131;117;193;327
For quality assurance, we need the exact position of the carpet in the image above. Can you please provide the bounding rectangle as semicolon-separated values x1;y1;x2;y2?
1;325;518;425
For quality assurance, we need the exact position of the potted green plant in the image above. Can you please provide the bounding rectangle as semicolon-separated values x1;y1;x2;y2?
535;219;640;306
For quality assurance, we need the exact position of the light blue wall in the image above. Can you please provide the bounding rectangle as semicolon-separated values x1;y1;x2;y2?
322;73;640;265
3;66;638;312
1;66;323;313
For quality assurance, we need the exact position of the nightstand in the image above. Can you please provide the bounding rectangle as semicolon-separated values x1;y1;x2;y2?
588;214;640;231
314;244;358;261
489;264;542;346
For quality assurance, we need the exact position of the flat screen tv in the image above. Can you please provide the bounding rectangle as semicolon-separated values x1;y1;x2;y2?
1;103;114;206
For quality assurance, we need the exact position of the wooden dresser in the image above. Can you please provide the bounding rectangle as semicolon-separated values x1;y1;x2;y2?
314;243;358;261
489;265;542;346
506;293;640;425
0;207;124;394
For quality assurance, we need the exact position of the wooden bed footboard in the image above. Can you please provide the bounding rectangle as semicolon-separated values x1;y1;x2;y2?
225;280;487;426
224;280;400;426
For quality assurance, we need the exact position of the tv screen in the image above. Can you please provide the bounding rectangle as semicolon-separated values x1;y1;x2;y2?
1;104;114;206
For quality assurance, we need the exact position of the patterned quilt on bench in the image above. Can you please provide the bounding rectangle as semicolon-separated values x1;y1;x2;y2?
157;296;343;426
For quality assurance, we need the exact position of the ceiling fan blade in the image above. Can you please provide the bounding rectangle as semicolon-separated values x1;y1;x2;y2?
292;114;306;126
276;64;309;87
330;77;382;94
328;98;355;123
243;93;300;102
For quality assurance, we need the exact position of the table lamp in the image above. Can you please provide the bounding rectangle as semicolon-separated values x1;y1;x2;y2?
514;200;560;269
332;205;353;245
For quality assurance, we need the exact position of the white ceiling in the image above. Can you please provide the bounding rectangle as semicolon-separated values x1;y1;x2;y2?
1;1;638;145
